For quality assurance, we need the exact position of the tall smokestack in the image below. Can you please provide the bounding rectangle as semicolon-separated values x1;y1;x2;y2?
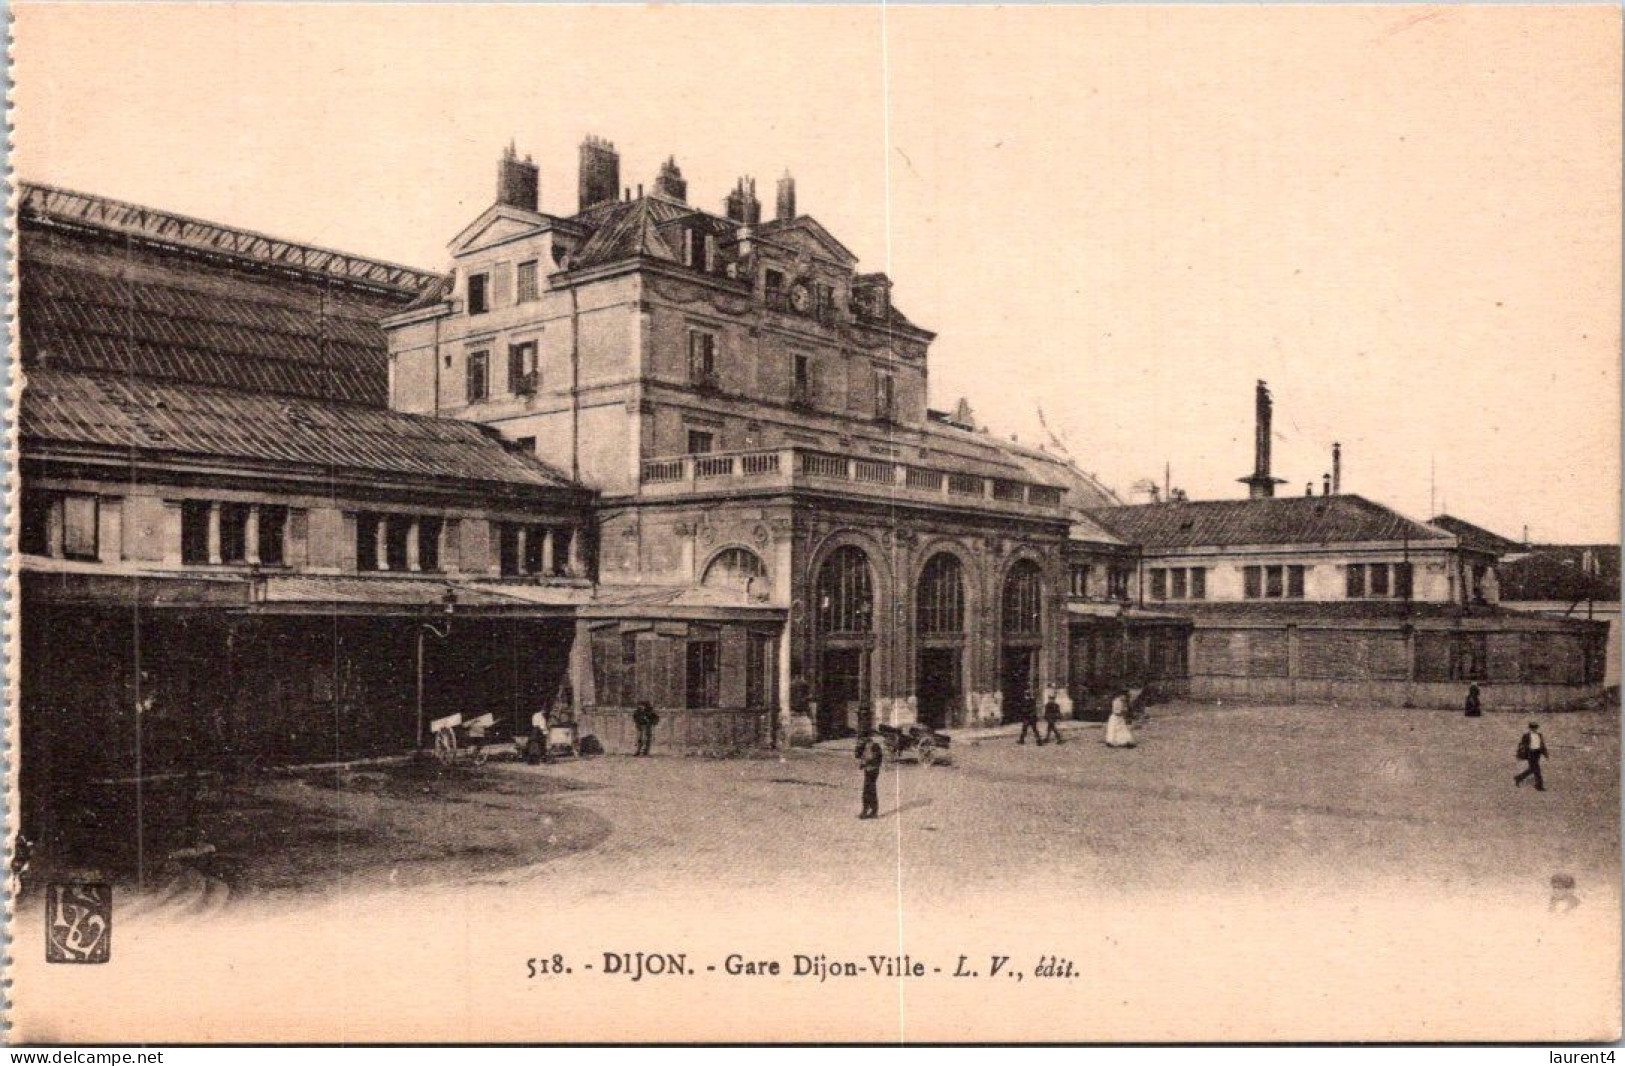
1332;441;1342;494
1238;379;1286;499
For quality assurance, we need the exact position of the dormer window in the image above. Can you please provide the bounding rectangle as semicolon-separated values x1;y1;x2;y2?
467;272;489;315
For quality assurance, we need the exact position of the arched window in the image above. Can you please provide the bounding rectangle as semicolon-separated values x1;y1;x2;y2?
916;553;965;634
703;547;768;596
816;546;873;634
1002;560;1043;636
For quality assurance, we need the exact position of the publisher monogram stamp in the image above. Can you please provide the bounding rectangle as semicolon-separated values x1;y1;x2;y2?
46;883;112;964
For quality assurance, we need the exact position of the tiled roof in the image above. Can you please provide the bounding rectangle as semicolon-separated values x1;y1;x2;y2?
22;367;582;492
1498;545;1621;602
19;197;430;406
1430;514;1523;555
571;197;692;269
1089;494;1450;550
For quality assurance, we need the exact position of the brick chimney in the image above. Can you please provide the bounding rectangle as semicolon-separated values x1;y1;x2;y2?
1332;441;1342;494
776;171;797;221
497;142;539;212
724;177;761;224
654;156;687;201
578;135;620;212
1238;379;1287;499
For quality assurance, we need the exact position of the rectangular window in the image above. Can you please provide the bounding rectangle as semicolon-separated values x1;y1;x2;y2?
553;528;574;576
522;525;546;575
467;350;489;403
1346;564;1366;599
704;234;718;274
1171;568;1188;600
792;353;811;404
1244;565;1263;599
1370;563;1390;597
467;272;489;314
218;502;250;564
1150;569;1168;601
1190;567;1207;600
61;494;99;561
356;512;381;571
498;523;521;577
688;330;718;386
1395;562;1414;600
746;632;773;710
508;341;538;395
1069;565;1092;598
764;269;785;304
516;260;538;303
385;515;413;572
182;500;211;564
686;639;721;709
1287;565;1305;599
875;370;895;421
20;490;51;556
258;505;288;566
816;283;835;320
514;436;536;453
1108;566;1131;600
687;430;715;455
418;517;443;573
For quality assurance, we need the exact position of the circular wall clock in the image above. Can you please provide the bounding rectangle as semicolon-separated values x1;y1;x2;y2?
788;281;813;314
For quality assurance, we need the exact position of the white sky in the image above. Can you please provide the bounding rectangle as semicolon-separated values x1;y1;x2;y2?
14;4;1621;541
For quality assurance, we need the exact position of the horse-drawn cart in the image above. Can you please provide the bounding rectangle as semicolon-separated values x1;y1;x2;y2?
876;723;953;765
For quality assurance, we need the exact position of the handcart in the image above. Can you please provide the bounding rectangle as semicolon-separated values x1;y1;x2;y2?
520;712;581;763
875;723;953;766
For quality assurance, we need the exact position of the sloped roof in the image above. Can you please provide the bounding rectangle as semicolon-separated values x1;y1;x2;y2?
18;183;436;407
1089;494;1450;550
571;197;692;269
1499;545;1621;602
23;367;581;492
1430;514;1523;555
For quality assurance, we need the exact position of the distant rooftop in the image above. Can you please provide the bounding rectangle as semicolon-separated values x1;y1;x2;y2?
1089;494;1450;551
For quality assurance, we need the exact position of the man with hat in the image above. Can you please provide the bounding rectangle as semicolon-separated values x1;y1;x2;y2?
855;728;886;819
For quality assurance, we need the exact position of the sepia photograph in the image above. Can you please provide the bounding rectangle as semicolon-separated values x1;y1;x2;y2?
5;1;1621;1046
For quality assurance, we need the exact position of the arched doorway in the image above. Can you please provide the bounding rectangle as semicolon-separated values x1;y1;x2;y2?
813;545;873;740
1000;559;1044;723
702;546;769;599
915;552;966;730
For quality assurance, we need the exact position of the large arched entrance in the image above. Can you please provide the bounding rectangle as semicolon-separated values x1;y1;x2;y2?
1000;559;1044;723
813;545;874;740
915;552;966;730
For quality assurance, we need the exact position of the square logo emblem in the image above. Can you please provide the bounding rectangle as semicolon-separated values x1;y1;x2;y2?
46;883;112;963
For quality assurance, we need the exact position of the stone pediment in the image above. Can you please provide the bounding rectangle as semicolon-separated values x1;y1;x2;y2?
449;204;550;256
761;218;858;267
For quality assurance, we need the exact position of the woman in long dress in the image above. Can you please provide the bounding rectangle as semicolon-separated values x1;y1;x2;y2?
1104;691;1136;749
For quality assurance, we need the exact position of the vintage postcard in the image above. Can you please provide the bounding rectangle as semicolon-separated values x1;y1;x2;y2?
6;2;1621;1046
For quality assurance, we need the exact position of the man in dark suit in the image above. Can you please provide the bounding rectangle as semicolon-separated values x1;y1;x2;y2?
633;701;659;757
1515;721;1548;791
856;729;885;819
1017;692;1045;746
1464;683;1482;717
1042;692;1065;745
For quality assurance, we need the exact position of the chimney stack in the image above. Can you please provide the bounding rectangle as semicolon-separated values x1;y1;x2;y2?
724;177;762;225
776;171;797;221
654;156;687;201
1322;473;1331;496
497;142;540;212
1332;441;1342;494
1305;483;1314;496
578;135;621;212
1238;379;1287;499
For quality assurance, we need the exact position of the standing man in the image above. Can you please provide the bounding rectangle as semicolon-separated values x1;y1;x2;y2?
1515;721;1548;791
1042;691;1065;745
1464;683;1483;718
633;700;659;757
855;728;885;819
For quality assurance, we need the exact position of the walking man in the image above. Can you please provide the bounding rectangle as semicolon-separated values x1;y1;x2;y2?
1017;690;1045;745
856;728;885;819
633;700;659;757
1464;682;1482;718
1515;721;1548;791
1042;691;1065;745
